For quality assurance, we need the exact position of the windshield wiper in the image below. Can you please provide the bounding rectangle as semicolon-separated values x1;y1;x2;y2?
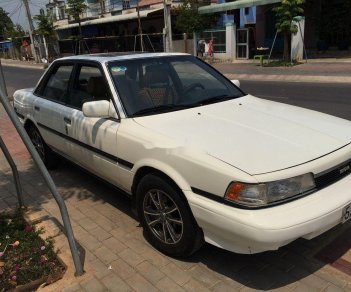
132;104;195;117
196;95;237;106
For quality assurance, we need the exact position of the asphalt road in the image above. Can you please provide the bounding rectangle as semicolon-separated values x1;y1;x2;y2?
2;65;351;120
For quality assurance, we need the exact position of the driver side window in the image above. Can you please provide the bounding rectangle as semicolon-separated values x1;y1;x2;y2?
172;61;227;91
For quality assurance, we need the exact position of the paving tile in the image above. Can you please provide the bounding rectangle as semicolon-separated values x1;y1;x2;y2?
188;265;222;288
183;278;211;292
323;284;347;292
127;273;158;292
110;227;131;242
77;217;99;231
78;234;102;251
101;274;133;292
109;258;136;280
89;226;112;242
136;261;165;285
61;283;84;292
94;245;119;265
156;277;185;292
102;237;128;254
211;279;244;292
160;262;191;286
290;282;320;292
123;237;150;255
142;248;171;268
170;257;197;271
119;248;145;267
80;276;106;292
89;258;114;279
84;249;97;262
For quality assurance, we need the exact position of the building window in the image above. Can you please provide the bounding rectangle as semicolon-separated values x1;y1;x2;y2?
123;0;130;10
244;7;249;15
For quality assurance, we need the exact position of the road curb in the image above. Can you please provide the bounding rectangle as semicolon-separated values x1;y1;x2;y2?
1;61;44;70
2;60;351;83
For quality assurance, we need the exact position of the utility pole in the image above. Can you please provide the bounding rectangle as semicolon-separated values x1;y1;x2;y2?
23;0;39;63
163;0;173;52
136;0;144;52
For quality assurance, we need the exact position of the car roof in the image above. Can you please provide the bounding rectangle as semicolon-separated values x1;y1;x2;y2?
58;52;191;64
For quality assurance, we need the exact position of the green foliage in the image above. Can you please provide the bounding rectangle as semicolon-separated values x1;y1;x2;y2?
66;0;87;23
34;9;57;39
175;0;217;34
0;209;64;291
8;25;25;49
273;0;305;34
0;7;15;41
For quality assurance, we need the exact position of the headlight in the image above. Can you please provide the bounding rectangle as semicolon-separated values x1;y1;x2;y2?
224;173;315;207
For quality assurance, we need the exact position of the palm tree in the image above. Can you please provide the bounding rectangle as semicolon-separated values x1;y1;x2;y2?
66;0;87;38
34;9;56;60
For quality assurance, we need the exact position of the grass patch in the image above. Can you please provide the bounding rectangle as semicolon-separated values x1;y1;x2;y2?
0;209;65;291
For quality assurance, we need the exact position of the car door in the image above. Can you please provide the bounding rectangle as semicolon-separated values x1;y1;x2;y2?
61;62;121;186
34;62;75;154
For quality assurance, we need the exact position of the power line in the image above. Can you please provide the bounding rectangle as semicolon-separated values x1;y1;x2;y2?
8;2;22;18
15;2;24;25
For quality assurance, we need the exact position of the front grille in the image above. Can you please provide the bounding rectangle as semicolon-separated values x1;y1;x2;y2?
315;159;351;189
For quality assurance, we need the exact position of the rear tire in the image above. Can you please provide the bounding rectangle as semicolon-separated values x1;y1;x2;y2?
28;125;59;169
137;173;203;257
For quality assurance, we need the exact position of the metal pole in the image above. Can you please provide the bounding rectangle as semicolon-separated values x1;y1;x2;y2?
163;0;168;52
0;136;24;207
0;88;84;276
23;0;39;63
167;3;173;52
136;0;144;52
268;30;278;62
0;59;8;97
298;22;308;63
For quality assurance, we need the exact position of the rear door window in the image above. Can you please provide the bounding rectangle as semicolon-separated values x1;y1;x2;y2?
41;64;74;103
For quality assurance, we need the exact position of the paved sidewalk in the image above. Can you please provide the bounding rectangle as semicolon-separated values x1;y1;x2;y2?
1;105;351;291
212;61;351;84
2;57;351;84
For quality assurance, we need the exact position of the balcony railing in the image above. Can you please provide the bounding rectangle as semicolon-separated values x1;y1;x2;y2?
61;0;154;23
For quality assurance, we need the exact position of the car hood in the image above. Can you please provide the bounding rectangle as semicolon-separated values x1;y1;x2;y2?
134;95;351;175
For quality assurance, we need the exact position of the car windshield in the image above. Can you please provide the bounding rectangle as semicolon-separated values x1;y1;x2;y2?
108;55;244;117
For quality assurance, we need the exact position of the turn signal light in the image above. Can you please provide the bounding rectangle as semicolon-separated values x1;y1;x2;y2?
225;182;245;201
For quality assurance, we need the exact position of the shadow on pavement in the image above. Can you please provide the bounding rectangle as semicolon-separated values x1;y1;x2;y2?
1;157;350;290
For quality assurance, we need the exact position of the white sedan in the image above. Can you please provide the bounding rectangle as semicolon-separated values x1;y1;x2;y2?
14;53;351;256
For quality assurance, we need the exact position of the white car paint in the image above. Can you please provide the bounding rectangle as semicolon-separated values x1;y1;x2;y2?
13;53;351;254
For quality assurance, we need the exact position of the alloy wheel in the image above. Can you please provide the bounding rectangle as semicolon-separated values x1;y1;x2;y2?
143;189;183;244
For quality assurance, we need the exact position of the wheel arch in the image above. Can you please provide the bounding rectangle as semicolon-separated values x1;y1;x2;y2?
130;165;191;217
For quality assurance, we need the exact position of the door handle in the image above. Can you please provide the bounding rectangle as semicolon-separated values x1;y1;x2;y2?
34;106;40;111
64;117;71;125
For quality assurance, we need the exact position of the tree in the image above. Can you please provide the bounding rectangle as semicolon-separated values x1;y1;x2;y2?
34;9;57;59
0;7;14;41
273;0;305;61
175;0;217;35
8;24;25;49
66;0;87;37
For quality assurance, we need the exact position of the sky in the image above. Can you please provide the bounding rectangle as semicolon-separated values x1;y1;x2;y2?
0;0;49;31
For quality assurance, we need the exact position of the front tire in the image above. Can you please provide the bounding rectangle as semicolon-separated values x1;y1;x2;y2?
137;174;203;257
28;125;59;169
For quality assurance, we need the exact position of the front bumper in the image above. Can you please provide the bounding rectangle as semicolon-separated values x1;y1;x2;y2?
186;173;351;254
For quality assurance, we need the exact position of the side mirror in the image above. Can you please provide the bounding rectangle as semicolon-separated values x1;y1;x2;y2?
83;100;110;118
231;80;240;88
